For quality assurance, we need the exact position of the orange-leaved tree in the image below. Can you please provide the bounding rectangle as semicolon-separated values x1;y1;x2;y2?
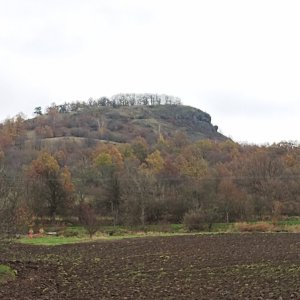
27;151;74;222
93;145;124;226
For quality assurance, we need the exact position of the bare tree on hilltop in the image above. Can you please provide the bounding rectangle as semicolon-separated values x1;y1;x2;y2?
43;94;182;114
110;93;182;107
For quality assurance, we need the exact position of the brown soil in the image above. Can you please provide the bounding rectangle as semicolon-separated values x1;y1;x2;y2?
1;233;300;299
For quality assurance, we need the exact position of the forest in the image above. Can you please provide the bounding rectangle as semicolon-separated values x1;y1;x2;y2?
0;97;300;235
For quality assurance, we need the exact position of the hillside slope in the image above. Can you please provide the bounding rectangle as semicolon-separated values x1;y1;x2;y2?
25;104;227;145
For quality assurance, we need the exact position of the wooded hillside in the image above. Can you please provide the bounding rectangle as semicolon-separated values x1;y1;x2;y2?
0;97;299;234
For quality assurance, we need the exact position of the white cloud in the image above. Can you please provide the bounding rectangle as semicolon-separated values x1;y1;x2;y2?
0;0;299;143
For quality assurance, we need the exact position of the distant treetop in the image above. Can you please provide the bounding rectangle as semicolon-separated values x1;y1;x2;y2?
110;93;182;106
41;93;182;115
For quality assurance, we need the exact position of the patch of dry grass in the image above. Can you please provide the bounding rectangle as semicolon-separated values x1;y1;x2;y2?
282;224;300;233
235;222;276;232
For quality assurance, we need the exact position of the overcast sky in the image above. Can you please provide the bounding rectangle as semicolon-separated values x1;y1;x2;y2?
0;0;299;144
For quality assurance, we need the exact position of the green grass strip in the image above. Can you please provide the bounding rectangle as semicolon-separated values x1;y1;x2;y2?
0;264;16;283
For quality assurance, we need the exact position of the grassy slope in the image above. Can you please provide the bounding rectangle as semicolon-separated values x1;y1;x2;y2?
24;105;227;150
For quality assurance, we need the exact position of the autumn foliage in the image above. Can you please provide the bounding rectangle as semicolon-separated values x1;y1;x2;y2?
1;105;300;233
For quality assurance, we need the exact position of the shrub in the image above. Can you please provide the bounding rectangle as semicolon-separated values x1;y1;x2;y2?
183;209;208;231
63;230;79;237
79;203;99;238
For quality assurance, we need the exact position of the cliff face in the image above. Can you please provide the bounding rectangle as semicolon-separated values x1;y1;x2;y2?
131;105;226;141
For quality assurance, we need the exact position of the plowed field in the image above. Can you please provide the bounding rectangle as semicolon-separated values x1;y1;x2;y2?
1;233;300;299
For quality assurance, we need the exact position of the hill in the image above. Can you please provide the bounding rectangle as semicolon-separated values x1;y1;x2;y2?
1;96;300;233
25;103;227;147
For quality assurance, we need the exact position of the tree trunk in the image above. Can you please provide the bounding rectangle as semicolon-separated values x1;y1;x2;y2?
226;211;229;223
141;200;145;226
